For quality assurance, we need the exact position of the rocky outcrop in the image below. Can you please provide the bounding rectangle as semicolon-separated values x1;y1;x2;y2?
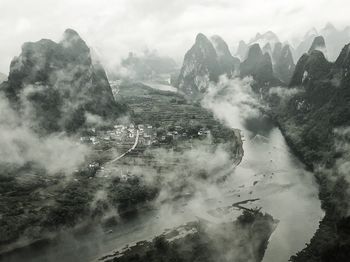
0;29;126;133
294;28;319;61
272;42;282;63
262;43;273;57
240;44;281;90
289;50;331;87
333;43;350;86
235;40;249;61
320;22;350;61
211;35;240;77
240;44;265;76
0;72;6;84
308;36;327;55
273;45;296;84
334;43;350;69
177;33;222;98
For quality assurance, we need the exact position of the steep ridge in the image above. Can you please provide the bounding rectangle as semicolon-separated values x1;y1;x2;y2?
272;42;283;63
177;33;240;99
294;28;319;61
0;72;6;84
267;41;350;261
308;36;327;53
262;43;273;57
289;50;331;87
240;44;282;91
235;40;249;61
0;29;126;134
273;44;295;84
211;35;240;77
295;23;350;62
320;22;350;61
176;33;222;99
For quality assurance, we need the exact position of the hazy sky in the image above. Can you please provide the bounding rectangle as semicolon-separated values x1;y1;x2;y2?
0;0;350;73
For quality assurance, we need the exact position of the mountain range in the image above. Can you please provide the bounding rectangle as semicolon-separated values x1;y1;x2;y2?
177;32;294;98
235;31;280;60
236;23;350;64
295;23;350;62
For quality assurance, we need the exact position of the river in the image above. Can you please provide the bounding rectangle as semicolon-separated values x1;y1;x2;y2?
228;123;323;262
202;82;324;262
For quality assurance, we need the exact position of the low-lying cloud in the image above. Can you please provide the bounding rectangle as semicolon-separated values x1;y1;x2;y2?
202;76;261;130
0;93;90;175
268;86;301;99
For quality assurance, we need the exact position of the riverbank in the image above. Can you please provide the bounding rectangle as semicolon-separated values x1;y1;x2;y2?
278;123;350;261
265;96;350;261
200;86;324;262
99;211;277;262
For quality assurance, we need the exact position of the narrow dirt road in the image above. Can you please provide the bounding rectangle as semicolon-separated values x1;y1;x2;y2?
109;129;140;164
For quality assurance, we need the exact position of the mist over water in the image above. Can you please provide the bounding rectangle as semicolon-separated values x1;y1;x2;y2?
236;128;323;262
203;78;324;262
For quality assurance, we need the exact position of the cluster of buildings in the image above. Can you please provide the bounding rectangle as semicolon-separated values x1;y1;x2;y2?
80;134;98;145
79;123;157;147
156;126;211;144
197;128;211;136
78;123;213;178
80;123;212;148
136;124;156;146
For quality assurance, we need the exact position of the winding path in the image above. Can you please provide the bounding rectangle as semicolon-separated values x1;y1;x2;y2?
109;129;139;163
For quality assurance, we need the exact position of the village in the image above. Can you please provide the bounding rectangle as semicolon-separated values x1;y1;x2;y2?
80;123;210;148
78;122;212;179
74;82;236;188
80;124;155;147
